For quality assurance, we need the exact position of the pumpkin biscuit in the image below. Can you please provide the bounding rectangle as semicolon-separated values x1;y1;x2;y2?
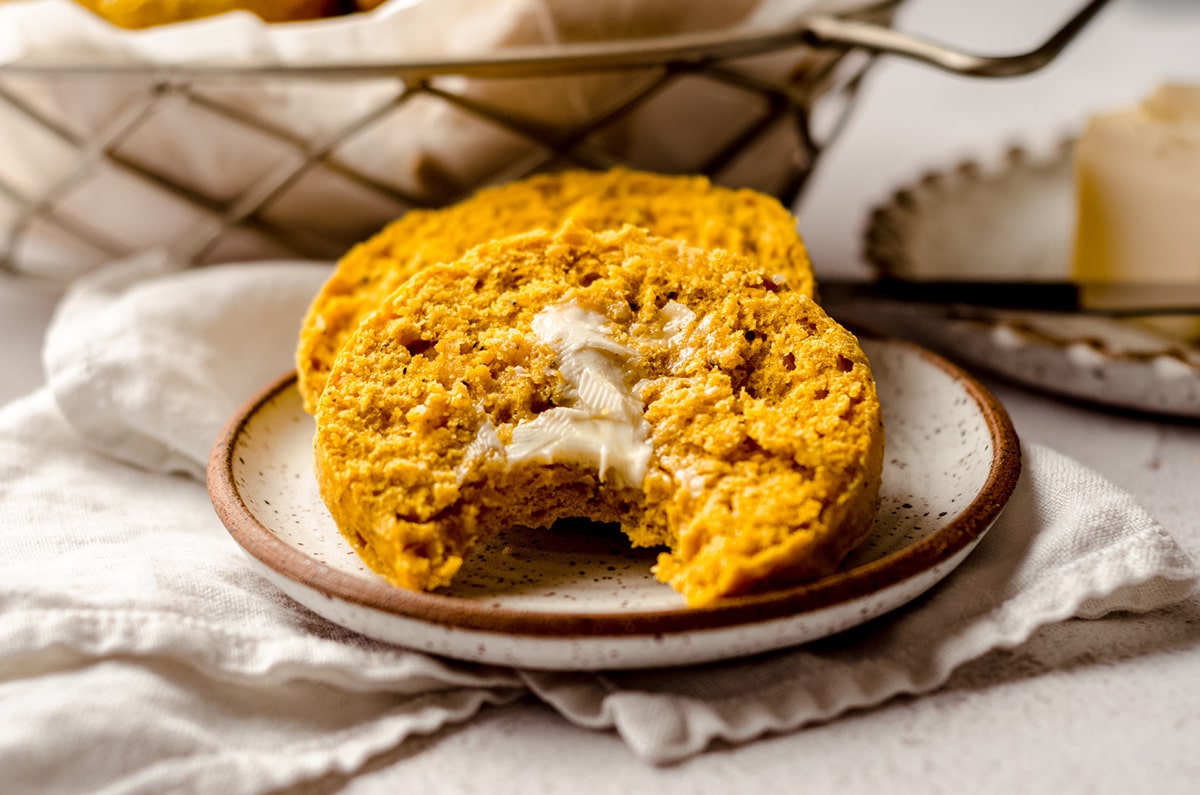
297;169;815;412
313;224;882;607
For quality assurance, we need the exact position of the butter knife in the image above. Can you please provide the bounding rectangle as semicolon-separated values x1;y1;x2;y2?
818;278;1200;317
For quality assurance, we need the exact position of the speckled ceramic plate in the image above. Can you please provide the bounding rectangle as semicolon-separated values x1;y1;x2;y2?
852;140;1200;417
208;337;1019;670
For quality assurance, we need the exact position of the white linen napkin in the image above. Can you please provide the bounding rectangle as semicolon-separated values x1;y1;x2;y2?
0;257;1193;791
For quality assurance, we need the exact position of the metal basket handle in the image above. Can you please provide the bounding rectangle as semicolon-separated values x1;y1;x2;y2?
0;0;1109;82
372;0;1111;83
804;0;1111;78
0;0;1112;275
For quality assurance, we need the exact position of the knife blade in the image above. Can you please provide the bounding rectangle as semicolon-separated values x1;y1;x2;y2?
818;278;1200;317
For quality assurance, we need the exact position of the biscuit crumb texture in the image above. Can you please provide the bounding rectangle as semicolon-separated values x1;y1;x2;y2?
298;169;815;413
314;224;882;606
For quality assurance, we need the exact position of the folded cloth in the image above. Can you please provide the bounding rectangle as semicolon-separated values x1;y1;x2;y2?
43;252;326;480
0;258;1193;791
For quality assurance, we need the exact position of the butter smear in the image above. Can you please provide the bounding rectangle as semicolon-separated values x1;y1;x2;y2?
502;303;652;486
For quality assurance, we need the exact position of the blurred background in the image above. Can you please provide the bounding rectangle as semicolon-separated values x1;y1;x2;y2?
799;0;1200;280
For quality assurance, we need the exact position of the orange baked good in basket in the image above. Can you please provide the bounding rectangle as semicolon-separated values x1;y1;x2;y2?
313;223;883;607
73;0;341;28
297;168;816;413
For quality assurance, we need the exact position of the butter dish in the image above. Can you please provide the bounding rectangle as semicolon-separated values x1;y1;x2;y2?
829;139;1200;418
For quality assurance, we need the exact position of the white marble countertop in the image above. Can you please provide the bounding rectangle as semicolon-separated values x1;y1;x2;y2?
2;0;1199;792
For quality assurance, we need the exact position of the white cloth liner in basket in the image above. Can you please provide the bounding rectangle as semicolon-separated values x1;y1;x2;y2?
0;0;876;278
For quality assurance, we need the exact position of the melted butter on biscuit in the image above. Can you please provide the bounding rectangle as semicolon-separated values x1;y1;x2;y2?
633;300;722;497
503;303;652;486
632;299;699;377
460;299;726;495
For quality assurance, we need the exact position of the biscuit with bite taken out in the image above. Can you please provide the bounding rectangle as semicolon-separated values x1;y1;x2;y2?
313;223;882;607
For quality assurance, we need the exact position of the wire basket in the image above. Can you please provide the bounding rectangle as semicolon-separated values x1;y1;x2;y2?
0;0;1108;278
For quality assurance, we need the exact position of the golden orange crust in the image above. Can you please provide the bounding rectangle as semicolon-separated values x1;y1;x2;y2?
297;169;815;413
314;224;882;606
73;0;340;28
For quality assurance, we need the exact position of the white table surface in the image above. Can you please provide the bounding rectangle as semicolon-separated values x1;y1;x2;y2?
3;1;1199;792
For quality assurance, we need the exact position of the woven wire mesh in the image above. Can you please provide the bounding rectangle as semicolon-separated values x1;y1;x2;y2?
0;1;893;276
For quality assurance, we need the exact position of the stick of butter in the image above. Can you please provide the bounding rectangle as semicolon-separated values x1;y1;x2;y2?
1073;84;1200;285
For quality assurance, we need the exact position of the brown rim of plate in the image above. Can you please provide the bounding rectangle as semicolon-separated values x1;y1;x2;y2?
207;337;1021;639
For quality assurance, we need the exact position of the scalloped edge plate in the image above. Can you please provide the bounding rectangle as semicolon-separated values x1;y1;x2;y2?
854;140;1200;418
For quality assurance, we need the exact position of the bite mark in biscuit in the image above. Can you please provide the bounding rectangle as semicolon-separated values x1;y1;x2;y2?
314;224;883;606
